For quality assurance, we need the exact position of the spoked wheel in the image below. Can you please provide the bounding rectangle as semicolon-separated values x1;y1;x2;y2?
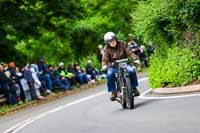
124;77;134;109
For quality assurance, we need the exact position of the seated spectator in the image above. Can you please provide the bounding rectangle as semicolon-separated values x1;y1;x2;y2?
58;62;77;87
7;62;17;80
49;64;71;91
74;64;89;84
0;64;16;105
30;64;41;80
16;67;26;103
8;62;22;104
19;78;32;102
23;63;37;100
30;66;44;100
85;60;99;81
30;63;46;95
37;57;53;94
68;63;88;85
10;76;22;104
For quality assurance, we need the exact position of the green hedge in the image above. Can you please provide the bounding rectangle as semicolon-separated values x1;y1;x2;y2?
148;46;200;88
79;54;101;70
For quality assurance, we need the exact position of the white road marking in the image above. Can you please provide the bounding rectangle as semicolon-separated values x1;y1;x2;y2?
3;77;148;133
139;89;200;99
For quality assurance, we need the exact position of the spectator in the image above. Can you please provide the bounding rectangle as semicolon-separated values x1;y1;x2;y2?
7;62;17;80
37;57;53;94
30;66;44;100
23;63;37;100
16;67;26;103
85;60;99;81
97;44;104;63
49;64;71;91
8;62;22;104
139;45;149;67
0;64;16;105
74;64;89;84
58;62;77;87
10;76;22;104
147;42;155;57
128;35;140;57
30;64;41;79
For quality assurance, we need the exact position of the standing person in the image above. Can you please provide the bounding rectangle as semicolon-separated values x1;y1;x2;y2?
147;42;155;57
102;32;141;101
139;45;149;67
97;44;104;63
128;35;140;57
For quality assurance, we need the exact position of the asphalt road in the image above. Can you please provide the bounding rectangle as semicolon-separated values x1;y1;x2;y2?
1;75;200;133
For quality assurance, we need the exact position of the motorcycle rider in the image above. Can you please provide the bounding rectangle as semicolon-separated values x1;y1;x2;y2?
102;32;140;101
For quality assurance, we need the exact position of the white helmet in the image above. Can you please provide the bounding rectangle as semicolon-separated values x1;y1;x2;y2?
59;62;64;67
104;32;116;43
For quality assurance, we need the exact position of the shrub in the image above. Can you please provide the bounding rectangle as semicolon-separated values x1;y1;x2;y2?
79;54;101;71
148;46;200;88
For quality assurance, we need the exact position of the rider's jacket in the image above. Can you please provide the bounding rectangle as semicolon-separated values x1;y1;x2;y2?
102;40;139;66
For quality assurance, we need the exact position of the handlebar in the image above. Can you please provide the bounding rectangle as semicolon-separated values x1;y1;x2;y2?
101;58;132;71
110;58;129;68
114;58;128;64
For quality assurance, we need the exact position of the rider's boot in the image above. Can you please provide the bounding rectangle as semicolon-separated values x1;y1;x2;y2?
110;91;117;101
133;88;140;97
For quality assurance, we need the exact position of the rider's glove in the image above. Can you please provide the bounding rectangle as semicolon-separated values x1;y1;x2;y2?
134;60;141;66
101;65;107;71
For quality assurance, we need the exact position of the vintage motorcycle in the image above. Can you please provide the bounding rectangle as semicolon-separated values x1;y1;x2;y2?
111;58;135;109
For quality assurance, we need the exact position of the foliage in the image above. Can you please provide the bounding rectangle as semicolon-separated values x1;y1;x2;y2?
15;28;73;64
131;0;200;88
79;54;101;70
79;0;139;41
131;0;200;46
0;0;138;64
148;46;200;88
0;0;83;63
71;26;98;60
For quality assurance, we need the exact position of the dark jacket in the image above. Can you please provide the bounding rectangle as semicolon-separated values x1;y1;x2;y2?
49;69;60;80
0;71;10;85
0;71;11;93
102;40;139;66
86;64;95;75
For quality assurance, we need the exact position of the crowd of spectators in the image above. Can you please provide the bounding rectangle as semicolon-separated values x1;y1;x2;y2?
0;58;101;106
128;35;155;68
0;34;154;107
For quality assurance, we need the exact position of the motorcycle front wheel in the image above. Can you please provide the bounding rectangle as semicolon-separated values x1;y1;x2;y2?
124;77;134;109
